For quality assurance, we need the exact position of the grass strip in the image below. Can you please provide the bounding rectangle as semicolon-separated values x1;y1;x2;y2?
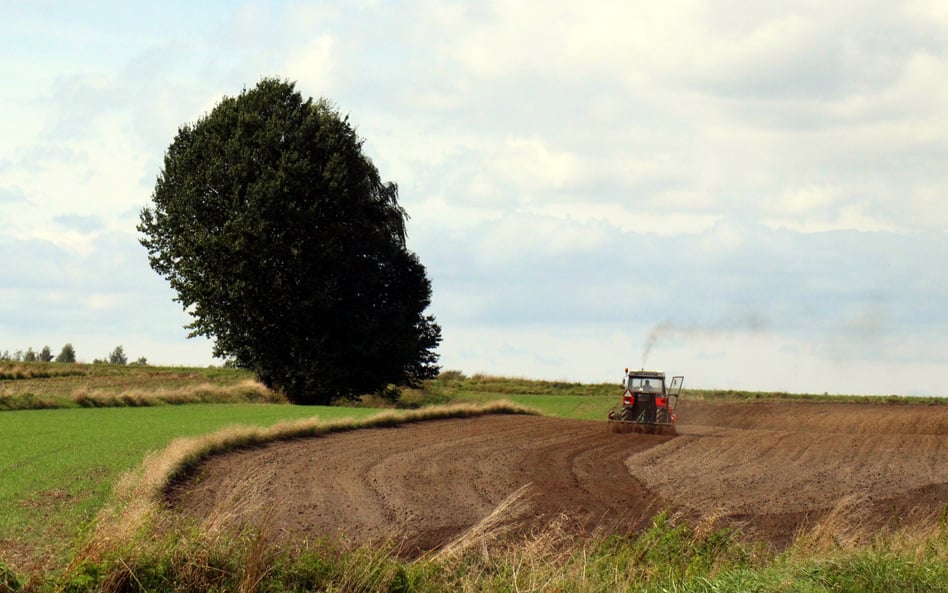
0;362;267;410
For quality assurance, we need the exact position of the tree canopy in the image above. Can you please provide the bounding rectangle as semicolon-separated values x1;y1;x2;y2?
109;345;128;366
138;78;441;404
55;343;76;363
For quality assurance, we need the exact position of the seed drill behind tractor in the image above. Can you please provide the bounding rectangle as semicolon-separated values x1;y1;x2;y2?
608;369;684;435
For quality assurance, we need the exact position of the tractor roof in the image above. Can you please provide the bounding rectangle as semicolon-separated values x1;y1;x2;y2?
628;369;665;379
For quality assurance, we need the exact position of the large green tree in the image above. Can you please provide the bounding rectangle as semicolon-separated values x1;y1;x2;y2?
139;78;441;405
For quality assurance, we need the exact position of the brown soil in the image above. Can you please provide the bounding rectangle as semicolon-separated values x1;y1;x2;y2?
166;400;948;552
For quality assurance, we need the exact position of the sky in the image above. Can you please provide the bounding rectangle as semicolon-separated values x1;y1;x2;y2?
2;1;948;396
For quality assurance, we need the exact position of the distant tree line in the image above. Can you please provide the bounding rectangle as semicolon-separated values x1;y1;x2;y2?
92;345;147;366
0;345;64;363
0;344;147;366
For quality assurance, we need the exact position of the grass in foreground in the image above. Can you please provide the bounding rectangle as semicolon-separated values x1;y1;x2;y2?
30;507;948;593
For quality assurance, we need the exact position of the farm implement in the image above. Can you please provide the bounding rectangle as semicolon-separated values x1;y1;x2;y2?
608;369;683;435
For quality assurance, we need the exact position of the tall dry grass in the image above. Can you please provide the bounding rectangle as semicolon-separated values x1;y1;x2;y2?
434;484;537;562
0;363;86;381
70;379;283;407
788;494;948;556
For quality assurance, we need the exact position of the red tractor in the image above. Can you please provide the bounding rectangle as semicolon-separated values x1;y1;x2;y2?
608;369;683;435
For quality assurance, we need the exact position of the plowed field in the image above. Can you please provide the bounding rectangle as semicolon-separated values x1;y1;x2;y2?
167;400;948;552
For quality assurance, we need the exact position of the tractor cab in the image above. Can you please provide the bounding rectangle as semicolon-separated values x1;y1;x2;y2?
609;369;684;434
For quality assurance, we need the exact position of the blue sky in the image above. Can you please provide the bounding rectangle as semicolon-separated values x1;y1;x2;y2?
2;1;948;395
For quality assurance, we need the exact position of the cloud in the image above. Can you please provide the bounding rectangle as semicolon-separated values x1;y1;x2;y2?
342;0;948;235
0;186;28;205
284;35;335;93
0;229;214;363
419;216;948;371
53;214;104;234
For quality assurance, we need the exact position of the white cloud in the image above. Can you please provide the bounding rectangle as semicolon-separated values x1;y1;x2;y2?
473;211;609;265
491;136;581;195
516;202;720;236
284;35;336;93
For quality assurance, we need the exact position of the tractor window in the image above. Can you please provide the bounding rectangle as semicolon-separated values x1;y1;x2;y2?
629;377;664;392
